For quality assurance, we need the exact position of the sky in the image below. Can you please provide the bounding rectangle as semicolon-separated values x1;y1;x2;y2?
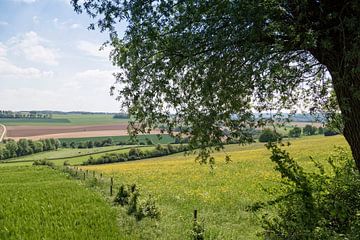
0;0;126;112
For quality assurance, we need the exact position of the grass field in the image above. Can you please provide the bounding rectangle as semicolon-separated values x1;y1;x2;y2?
80;135;348;239
0;166;122;239
0;135;348;239
59;134;175;145
0;114;129;126
0;145;157;166
2;145;130;162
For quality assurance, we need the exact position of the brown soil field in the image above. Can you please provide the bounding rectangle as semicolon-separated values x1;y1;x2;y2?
6;124;128;140
6;124;162;141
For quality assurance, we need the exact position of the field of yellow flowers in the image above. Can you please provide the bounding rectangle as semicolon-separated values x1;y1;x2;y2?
82;135;348;239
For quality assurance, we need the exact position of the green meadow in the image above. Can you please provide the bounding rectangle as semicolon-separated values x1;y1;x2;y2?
0;135;349;239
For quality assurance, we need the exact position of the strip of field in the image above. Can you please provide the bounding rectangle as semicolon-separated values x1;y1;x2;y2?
0;124;6;142
6;124;128;137
0;166;122;239
0;145;152;165
5;124;163;141
0;114;129;126
81;135;348;239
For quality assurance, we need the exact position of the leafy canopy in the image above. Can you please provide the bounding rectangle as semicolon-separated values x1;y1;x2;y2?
71;0;360;161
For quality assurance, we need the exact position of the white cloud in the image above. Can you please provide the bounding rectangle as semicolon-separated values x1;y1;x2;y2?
77;40;110;59
0;21;9;26
0;41;53;79
70;23;80;29
0;69;118;112
32;16;39;24
9;31;59;66
12;0;37;3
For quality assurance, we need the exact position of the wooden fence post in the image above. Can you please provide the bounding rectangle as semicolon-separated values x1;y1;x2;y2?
110;177;113;196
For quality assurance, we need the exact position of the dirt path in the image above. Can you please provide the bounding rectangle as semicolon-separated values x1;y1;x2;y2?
0;124;6;142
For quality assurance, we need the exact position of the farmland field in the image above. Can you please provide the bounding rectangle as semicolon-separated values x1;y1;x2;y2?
0;166;122;239
0;135;348;239
0;114;129;126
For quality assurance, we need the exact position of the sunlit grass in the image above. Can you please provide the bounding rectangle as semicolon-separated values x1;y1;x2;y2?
82;135;348;239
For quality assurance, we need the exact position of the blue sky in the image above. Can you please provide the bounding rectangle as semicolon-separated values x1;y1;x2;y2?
0;0;126;112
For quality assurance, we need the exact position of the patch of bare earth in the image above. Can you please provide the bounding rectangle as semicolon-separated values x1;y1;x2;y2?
5;124;161;140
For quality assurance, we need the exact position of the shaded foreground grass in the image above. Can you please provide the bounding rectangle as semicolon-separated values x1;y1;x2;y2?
0;166;122;240
82;135;349;239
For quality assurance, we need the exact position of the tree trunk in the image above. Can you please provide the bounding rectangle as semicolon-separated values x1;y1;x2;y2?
331;73;360;171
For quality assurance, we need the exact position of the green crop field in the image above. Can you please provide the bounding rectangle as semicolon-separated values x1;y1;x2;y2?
59;134;176;145
2;145;131;163
80;135;349;239
0;166;122;239
0;114;129;126
0;145;155;166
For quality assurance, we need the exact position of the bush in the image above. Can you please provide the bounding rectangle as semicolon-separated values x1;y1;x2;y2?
33;160;55;168
255;144;360;239
324;128;339;136
289;126;302;138
259;129;282;143
303;124;317;136
114;184;160;221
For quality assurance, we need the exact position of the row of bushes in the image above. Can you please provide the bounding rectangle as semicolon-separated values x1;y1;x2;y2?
83;144;189;165
61;137;189;149
259;125;339;143
288;125;327;137
0;138;60;160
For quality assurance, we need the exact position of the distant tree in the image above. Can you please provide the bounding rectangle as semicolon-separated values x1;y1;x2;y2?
70;142;76;149
5;140;18;158
303;125;317;136
318;127;324;135
17;139;33;156
289;127;302;138
259;129;281;143
87;141;94;148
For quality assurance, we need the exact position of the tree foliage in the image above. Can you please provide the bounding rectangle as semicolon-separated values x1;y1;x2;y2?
71;1;360;168
255;144;360;239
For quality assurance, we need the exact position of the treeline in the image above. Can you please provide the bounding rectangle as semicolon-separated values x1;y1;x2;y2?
61;137;187;149
258;125;338;143
0;138;60;160
83;144;189;165
61;138;151;149
0;110;52;119
113;113;129;119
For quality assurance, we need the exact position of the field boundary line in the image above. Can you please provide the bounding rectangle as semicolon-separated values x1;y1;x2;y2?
0;124;6;142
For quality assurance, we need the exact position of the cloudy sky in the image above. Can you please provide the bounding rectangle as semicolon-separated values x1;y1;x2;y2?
0;0;126;112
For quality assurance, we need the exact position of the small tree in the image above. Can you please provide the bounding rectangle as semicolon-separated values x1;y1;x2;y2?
289;127;302;138
259;129;281;143
303;125;317;136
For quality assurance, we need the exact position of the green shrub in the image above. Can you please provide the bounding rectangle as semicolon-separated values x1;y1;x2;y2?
259;129;282;143
33;160;55;168
114;184;160;221
303;124;317;136
255;143;360;239
289;126;301;138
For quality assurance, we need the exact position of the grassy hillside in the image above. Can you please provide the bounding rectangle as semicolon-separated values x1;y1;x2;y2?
0;166;122;239
80;135;348;239
0;136;348;239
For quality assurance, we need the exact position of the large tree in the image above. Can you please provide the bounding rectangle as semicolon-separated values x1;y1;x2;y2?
72;1;360;168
